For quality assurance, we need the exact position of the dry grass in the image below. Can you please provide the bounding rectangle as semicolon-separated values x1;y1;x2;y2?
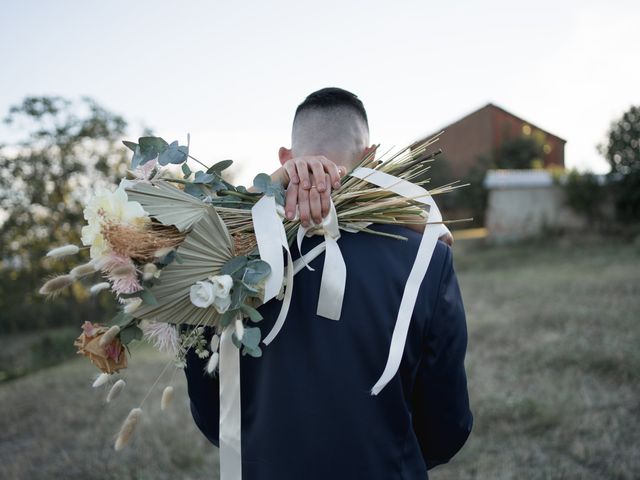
0;235;638;479
431;236;640;480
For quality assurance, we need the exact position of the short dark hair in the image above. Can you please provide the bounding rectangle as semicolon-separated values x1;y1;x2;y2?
294;87;368;128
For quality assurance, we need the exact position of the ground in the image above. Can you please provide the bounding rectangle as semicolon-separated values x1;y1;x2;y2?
0;235;638;479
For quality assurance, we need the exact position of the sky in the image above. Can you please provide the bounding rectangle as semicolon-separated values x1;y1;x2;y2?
1;0;639;184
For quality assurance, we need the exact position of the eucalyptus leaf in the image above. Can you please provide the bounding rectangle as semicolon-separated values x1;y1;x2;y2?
182;163;192;178
242;345;263;357
120;324;143;345
243;259;271;285
122;140;137;152
240;304;263;322
194;171;216;184
206;159;233;174
221;256;248;277
240;326;261;349
252;173;272;193
158;140;189;166
108;311;134;328
220;309;237;328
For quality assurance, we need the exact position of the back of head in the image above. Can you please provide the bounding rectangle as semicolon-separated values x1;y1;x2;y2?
292;87;370;167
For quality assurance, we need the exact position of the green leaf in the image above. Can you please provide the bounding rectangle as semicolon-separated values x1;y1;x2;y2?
229;284;248;309
133;136;168;168
240;326;261;350
139;288;158;305
220;309;237;328
182;163;192;178
221;256;248;277
206;159;233;175
120;324;143;345
242;345;262;357
193;171;216;184
122;140;138;152
243;259;271;285
158;140;189;166
108;311;134;328
252;173;272;193
240;303;263;322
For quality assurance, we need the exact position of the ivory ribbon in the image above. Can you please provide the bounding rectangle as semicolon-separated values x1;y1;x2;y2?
218;320;242;480
349;167;449;395
251;194;296;346
295;200;345;320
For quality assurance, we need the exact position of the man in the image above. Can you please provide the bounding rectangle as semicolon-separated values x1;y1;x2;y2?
184;87;473;479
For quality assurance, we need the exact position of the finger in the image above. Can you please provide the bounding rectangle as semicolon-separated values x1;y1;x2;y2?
319;157;341;189
283;161;299;185
295;159;311;190
284;184;298;220
309;186;322;224
297;186;311;227
320;174;331;218
308;158;327;192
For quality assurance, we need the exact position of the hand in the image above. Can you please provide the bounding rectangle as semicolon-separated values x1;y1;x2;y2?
405;223;455;246
286;174;332;227
281;156;346;226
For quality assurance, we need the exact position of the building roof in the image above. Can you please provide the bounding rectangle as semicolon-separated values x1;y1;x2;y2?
424;102;567;144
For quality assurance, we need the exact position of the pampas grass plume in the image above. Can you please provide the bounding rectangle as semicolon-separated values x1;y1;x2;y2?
39;274;74;296
69;262;96;279
92;372;111;388
46;244;79;258
106;379;126;402
161;386;174;411
99;325;120;347
114;407;142;451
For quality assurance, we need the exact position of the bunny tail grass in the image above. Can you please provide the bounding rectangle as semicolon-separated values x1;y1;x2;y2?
99;325;121;347
106;379;126;402
46;244;79;258
206;352;219;375
70;262;96;279
39;274;75;297
90;282;111;294
92;372;111;388
114;407;142;451
161;386;174;411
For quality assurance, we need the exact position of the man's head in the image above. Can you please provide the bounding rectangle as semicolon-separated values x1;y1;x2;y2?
279;87;373;169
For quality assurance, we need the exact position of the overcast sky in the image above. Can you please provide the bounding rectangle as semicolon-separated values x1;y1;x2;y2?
2;0;638;183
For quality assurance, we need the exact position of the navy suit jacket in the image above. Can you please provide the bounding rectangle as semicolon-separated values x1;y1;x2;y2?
184;223;473;479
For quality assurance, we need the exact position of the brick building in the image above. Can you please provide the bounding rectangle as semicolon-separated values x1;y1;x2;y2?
416;103;566;179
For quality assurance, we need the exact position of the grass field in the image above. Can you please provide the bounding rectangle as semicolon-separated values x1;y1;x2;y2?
1;235;638;479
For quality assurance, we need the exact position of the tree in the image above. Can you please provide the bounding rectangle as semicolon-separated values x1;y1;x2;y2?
598;105;640;222
0;96;128;332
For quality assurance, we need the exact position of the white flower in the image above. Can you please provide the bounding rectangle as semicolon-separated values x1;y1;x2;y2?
190;281;217;308
189;274;234;314
81;183;149;260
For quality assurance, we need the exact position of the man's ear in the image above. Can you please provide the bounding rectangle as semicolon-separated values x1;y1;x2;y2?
279;147;293;165
362;144;377;161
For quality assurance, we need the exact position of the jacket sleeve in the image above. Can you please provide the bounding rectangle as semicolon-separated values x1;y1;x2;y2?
412;244;473;469
183;325;220;447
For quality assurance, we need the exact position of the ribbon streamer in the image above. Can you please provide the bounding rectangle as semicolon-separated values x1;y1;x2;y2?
218;320;242;480
349;167;449;395
296;200;346;320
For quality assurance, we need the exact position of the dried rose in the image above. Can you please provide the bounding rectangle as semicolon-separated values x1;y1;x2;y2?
74;321;128;374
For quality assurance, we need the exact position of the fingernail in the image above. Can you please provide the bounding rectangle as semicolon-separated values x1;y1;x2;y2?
334;181;341;189
286;211;293;219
